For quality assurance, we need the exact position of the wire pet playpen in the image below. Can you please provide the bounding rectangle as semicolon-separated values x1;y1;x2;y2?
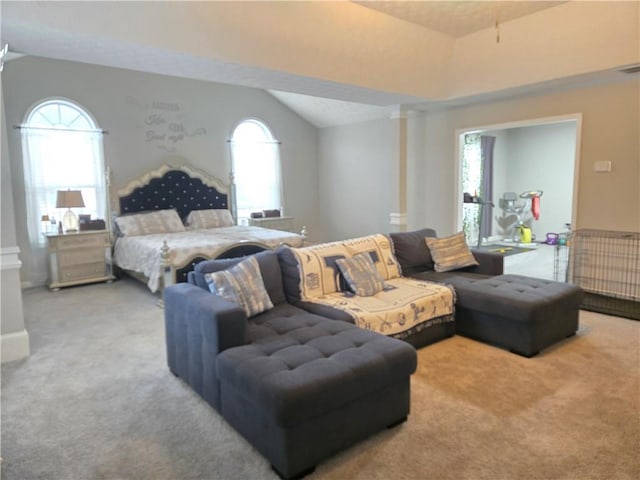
567;229;640;320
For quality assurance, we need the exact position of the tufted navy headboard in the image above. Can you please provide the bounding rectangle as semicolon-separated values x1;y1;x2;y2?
116;163;230;220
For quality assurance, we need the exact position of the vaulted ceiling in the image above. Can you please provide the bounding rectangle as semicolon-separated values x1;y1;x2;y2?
356;1;564;37
1;1;637;127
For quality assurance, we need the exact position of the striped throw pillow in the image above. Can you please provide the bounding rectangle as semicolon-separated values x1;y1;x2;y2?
115;209;185;236
425;232;479;272
342;234;401;280
336;253;386;297
204;256;273;317
186;209;235;229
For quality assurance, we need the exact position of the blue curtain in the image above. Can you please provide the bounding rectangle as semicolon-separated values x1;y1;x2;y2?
480;136;496;240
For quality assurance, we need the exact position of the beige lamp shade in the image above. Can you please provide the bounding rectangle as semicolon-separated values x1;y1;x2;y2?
56;190;85;209
56;190;85;232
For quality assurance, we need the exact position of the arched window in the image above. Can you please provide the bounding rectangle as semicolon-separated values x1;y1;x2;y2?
21;99;106;246
230;119;283;221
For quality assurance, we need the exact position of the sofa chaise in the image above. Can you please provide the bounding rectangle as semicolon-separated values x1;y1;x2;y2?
389;228;583;357
164;249;417;479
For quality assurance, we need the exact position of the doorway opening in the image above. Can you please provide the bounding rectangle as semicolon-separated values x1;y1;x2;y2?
455;114;582;246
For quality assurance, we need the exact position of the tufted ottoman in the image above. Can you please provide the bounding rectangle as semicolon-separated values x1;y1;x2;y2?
447;274;583;357
216;313;417;479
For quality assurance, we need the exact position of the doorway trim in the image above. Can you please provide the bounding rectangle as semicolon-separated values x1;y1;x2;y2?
453;113;583;237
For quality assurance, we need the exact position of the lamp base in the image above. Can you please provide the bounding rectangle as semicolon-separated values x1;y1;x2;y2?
62;209;78;233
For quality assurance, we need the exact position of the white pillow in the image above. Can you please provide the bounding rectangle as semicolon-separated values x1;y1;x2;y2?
115;209;185;237
186;209;235;229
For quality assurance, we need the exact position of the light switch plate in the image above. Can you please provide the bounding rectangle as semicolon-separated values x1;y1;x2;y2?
594;161;612;173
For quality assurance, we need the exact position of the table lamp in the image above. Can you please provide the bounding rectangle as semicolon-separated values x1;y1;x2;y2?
56;189;85;233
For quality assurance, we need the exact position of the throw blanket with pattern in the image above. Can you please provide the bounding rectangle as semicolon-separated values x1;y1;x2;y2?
305;277;455;339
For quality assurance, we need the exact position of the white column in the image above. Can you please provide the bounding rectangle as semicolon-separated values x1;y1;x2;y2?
1;248;29;363
389;107;408;232
1;72;30;363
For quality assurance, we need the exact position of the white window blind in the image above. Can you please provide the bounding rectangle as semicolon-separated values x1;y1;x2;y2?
21;100;106;247
230;119;283;221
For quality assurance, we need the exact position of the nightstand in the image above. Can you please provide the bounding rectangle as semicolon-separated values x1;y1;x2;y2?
46;230;115;290
248;216;294;232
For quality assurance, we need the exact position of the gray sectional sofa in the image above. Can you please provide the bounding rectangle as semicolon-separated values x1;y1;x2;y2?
163;228;582;478
164;249;417;479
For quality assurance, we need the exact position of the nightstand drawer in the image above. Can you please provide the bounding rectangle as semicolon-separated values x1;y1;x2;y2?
59;263;107;282
46;230;114;289
54;233;107;250
58;248;104;267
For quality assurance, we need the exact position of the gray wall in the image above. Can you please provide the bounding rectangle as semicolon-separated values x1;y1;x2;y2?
318;118;392;241
488;123;576;240
505;123;576;238
2;57;319;285
317;80;637;243
421;80;639;236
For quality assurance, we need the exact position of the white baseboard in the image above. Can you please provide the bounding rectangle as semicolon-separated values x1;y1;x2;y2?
1;329;30;363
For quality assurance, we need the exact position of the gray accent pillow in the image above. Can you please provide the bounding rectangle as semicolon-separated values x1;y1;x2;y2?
115;209;185;236
336;253;386;296
389;228;438;275
425;232;479;273
193;250;286;305
204;256;274;317
185;209;234;229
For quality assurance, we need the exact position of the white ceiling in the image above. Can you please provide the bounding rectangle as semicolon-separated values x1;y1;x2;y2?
1;1;635;128
355;1;565;37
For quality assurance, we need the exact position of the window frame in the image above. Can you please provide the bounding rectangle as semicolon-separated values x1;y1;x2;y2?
21;97;107;247
229;118;284;222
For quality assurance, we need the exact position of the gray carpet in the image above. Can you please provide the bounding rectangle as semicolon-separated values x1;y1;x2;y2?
2;278;639;480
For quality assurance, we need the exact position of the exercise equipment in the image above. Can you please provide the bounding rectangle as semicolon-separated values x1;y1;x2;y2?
500;190;543;242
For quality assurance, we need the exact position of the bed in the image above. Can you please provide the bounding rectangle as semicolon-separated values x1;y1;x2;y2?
111;162;303;293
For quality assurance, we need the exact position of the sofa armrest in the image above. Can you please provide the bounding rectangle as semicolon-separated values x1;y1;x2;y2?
164;283;246;409
467;250;504;276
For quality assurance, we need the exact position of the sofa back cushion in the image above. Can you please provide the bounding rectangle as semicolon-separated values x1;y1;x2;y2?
277;246;304;303
342;234;401;281
288;241;351;299
389;228;438;276
191;249;286;305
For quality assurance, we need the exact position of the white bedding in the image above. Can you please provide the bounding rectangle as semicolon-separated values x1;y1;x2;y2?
114;225;303;292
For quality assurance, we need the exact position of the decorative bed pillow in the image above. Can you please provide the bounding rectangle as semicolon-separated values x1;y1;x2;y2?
336;253;386;297
186;209;235;229
425;232;479;273
115;209;185;236
204;256;273;317
342;234;401;280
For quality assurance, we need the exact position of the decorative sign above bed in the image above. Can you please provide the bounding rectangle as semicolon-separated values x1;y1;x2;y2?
125;96;208;153
117;163;229;220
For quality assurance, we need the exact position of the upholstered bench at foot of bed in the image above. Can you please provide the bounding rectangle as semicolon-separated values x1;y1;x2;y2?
217;317;417;479
447;274;583;357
